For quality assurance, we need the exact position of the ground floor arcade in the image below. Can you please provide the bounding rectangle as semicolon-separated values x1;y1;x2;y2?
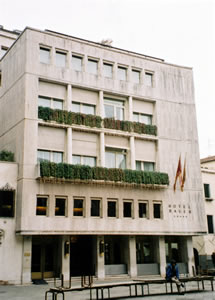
20;234;194;284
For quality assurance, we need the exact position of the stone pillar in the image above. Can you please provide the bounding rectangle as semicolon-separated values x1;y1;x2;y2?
100;132;105;167
180;236;194;276
130;136;135;170
61;236;70;282
128;96;133;121
158;236;166;277
99;90;104;118
67;128;72;164
96;236;105;279
67;84;72;111
128;236;137;277
22;236;32;284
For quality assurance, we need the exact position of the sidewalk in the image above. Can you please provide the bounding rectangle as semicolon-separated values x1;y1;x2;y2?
0;277;215;300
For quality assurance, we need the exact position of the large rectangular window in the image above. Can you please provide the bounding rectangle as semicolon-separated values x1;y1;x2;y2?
123;201;132;218
104;98;124;120
145;72;153;87
105;149;126;169
40;47;50;64
73;198;84;216
72;55;83;71
103;63;113;78
91;199;101;217
72;155;96;167
204;184;211;198
118;66;127;81
56;51;66;67
0;191;14;217
88;59;98;75
55;198;66;216
37;150;63;163
207;215;214;233
132;69;141;84
38;96;63;110
107;200;117;217
72;101;95;115
138;202;148;218
36;197;48;216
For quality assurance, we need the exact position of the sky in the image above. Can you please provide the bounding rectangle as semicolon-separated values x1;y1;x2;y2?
1;0;215;158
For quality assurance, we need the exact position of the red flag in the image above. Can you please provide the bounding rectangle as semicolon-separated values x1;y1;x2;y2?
173;156;182;191
181;158;186;191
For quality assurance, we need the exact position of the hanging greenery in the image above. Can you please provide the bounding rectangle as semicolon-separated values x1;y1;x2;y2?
38;106;157;136
0;150;14;162
40;161;169;186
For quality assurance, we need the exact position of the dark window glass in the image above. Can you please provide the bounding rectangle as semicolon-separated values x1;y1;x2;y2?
91;200;100;217
73;199;83;216
55;198;66;216
36;197;47;216
123;202;132;218
139;203;147;218
153;203;161;218
204;184;211;198
108;201;116;217
0;191;14;217
207;215;214;233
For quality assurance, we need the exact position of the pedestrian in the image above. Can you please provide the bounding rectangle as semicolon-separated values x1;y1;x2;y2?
166;259;185;295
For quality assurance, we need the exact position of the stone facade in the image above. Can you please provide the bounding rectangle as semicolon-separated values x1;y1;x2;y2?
0;26;206;284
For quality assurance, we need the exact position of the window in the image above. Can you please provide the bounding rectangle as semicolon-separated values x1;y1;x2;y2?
72;55;82;71
153;203;161;219
88;59;98;75
103;63;113;78
204;184;211;198
73;198;84;216
118;66;127;81
56;51;66;67
133;112;152;125
72;155;96;167
37;150;63;163
136;161;155;172
40;47;50;64
55;198;66;216
207;215;214;233
105;148;126;169
0;191;14;217
145;72;153;87
132;69;141;84
104;98;124;120
107;200;117;217
0;46;8;59
36;197;47;216
91;199;101;217
139;202;148;218
123;201;132;218
72;102;95;115
38;96;63;110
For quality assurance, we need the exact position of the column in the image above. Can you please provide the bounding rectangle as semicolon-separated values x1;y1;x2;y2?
130;136;135;170
61;235;70;282
158;236;166;277
67;128;72;164
128;236;137;277
180;236;194;276
128;96;133;121
99;90;104;118
67;84;72;111
21;236;32;284
100;132;105;167
96;236;105;279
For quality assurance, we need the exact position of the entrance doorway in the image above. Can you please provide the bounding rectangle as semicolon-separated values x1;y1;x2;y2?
70;235;95;276
31;236;58;280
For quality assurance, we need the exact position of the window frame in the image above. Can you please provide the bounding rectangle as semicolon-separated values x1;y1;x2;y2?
117;66;127;81
145;71;154;87
91;198;101;217
71;101;95;115
73;197;85;217
87;58;98;75
133;112;152;125
132;69;141;84
37;149;63;163
105;148;127;169
103;62;113;78
71;54;83;71
55;197;67;217
123;200;133;218
36;196;48;216
204;183;211;199
136;161;155;172
138;201;148;219
107;199;118;218
0;190;15;218
104;97;125;120
153;201;162;219
72;155;96;167
55;50;67;68
39;46;51;64
38;95;64;110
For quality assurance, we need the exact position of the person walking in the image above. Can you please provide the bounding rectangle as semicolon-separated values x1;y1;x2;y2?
166;259;185;295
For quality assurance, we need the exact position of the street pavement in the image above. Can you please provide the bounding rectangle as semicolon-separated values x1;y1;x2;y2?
0;277;215;300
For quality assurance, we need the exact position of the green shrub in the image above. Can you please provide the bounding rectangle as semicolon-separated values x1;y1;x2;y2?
0;150;14;162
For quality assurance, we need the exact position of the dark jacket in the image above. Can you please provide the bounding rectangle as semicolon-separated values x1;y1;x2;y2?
166;263;179;280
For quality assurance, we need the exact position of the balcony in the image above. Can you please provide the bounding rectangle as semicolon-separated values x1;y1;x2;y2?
37;161;169;189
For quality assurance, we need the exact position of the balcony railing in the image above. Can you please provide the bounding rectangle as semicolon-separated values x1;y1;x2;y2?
38;106;157;136
39;161;169;186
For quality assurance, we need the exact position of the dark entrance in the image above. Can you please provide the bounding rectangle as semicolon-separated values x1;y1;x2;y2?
31;236;58;280
70;235;95;276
